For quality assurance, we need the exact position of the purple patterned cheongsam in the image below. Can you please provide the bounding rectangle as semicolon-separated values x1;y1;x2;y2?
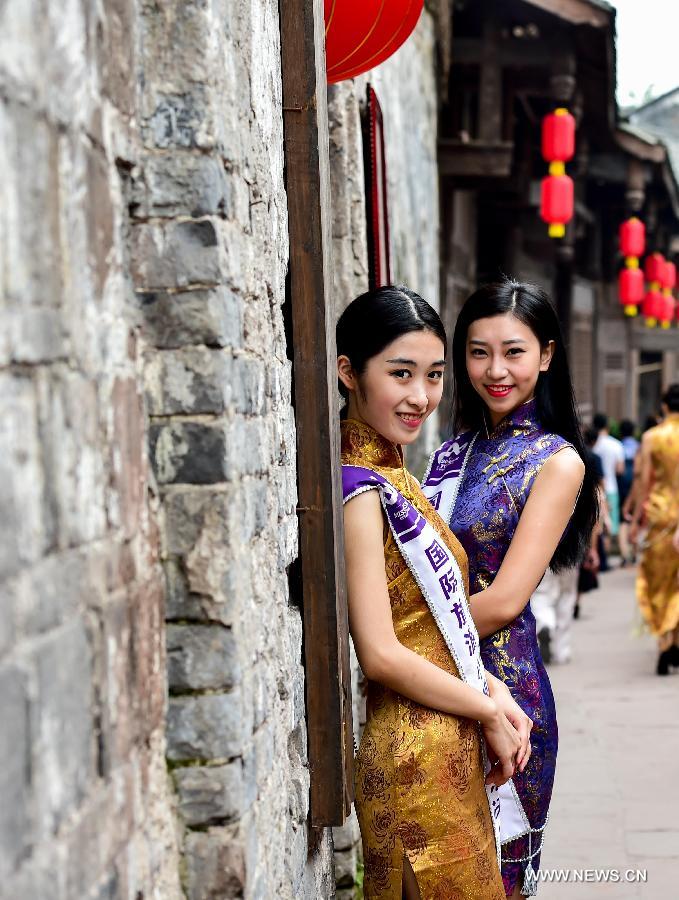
440;400;570;896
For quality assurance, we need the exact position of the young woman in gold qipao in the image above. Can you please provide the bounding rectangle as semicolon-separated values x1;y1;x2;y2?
337;286;532;899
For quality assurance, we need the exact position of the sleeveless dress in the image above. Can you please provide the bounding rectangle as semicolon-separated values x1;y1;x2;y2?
636;414;679;637
342;419;505;900
443;400;569;896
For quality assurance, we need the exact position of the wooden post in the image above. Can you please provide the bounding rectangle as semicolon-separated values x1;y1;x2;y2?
279;0;354;826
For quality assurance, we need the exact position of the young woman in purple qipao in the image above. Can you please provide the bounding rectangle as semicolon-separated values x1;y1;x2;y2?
422;280;598;897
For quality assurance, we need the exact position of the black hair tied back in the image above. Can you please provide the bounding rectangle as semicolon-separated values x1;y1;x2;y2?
336;284;446;413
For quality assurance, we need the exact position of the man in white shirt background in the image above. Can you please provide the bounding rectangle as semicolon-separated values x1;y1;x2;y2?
593;412;625;542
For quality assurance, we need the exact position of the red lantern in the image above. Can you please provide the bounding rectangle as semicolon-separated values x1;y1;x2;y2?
542;109;576;164
618;267;644;316
619;218;646;260
540;108;575;238
658;261;677;328
540;174;574;239
644;252;666;288
324;0;424;84
641;289;663;327
661;293;676;328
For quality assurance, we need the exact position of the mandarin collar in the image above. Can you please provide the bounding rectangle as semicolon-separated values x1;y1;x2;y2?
484;398;541;440
340;418;404;469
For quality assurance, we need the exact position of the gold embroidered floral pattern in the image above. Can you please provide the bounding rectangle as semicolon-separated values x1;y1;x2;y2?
341;419;505;899
398;820;428;858
394;752;426;790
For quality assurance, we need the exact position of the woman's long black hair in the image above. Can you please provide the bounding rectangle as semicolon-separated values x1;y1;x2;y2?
336;284;446;413
451;277;598;571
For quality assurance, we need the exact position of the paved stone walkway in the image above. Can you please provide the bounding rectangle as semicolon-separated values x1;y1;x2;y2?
539;564;679;898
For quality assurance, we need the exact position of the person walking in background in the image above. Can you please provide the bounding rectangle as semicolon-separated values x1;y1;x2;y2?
617;420;640;567
631;384;679;676
574;426;605;618
593;413;624;552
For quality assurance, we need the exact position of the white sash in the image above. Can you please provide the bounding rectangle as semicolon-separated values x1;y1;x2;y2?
420;438;531;847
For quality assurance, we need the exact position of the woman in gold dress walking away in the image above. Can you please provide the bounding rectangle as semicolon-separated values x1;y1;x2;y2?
632;383;679;675
337;286;532;899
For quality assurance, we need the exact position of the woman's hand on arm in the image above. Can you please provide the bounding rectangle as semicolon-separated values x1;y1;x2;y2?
486;672;532;772
468;447;585;638
344;490;519;783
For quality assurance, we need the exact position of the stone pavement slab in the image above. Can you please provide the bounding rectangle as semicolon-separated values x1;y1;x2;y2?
538;565;679;899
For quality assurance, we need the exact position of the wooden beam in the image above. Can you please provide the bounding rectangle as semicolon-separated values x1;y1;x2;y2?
519;0;610;28
439;140;514;178
279;0;354;826
478;12;502;143
453;37;555;68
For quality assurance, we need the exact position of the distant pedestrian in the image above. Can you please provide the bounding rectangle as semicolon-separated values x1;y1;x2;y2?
593;413;624;542
574;427;604;617
631;385;679;675
617;419;639;566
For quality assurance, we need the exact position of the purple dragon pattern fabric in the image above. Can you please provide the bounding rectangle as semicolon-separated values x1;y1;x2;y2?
430;399;571;896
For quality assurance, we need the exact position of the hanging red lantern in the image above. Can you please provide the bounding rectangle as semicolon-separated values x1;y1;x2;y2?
619;218;646;260
542;109;576;164
644;252;666;288
659;260;676;328
540;109;575;238
540;173;574;239
661;293;676;328
324;0;424;84
618;267;644;316
617;218;646;316
641;289;663;327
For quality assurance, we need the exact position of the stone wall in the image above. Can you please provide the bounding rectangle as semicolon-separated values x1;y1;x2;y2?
136;1;333;896
0;1;181;897
0;1;334;898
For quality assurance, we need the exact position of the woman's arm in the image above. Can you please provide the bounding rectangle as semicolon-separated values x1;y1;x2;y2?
344;489;523;781
630;434;652;541
468;447;585;639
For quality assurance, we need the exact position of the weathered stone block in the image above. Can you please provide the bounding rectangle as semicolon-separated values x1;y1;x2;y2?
173;760;244;826
145;348;230;416
7;305;66;364
131;153;248;220
332;808;361;852
110;378;145;540
333;846;358;888
229;355;266;416
167;624;240;691
33;622;94;833
223;417;270;479
130;219;223;290
150;421;228;484
167;691;247;761
35;369;106;548
137;286;244;350
0;374;47;579
185;827;246;900
0;665;31;872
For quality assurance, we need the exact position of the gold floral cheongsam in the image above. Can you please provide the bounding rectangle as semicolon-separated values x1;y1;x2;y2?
341;419;504;900
637;414;679;636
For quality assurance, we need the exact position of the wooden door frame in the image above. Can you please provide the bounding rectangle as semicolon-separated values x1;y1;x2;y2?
280;0;354;826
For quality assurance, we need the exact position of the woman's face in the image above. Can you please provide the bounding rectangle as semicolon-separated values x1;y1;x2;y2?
338;330;446;445
465;313;553;427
